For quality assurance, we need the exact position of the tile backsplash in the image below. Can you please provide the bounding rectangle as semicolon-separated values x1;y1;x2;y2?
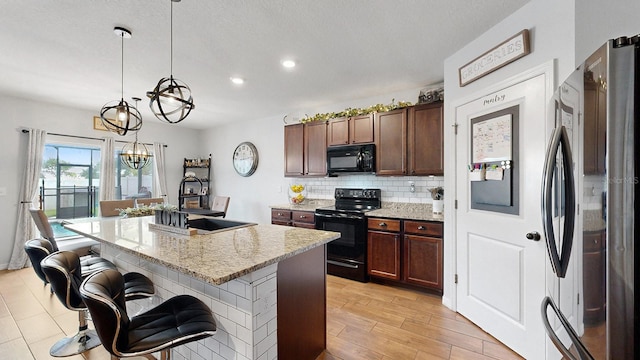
287;175;444;204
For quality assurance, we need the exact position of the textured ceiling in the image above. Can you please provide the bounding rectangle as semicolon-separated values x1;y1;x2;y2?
0;0;529;129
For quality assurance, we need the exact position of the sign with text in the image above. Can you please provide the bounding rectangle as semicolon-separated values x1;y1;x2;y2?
459;29;530;87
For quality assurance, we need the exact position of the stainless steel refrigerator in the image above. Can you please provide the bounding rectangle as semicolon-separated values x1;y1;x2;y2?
541;35;639;359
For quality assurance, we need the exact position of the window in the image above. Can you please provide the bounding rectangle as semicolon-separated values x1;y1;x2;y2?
41;144;101;219
115;150;154;200
40;143;154;220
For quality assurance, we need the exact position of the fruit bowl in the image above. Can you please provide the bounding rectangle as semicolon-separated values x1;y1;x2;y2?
289;184;307;205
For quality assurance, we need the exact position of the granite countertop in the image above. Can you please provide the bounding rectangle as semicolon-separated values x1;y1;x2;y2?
271;200;443;222
367;202;444;222
270;199;333;212
64;216;339;285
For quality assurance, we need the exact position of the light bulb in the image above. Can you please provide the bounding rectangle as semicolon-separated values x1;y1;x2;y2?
116;106;127;121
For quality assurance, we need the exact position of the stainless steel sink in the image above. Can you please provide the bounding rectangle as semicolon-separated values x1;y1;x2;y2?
187;217;256;234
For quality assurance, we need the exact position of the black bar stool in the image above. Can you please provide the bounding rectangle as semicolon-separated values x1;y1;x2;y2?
80;268;216;359
41;251;155;357
24;238;117;288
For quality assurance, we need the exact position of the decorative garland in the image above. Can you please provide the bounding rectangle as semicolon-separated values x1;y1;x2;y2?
118;203;177;218
300;99;413;124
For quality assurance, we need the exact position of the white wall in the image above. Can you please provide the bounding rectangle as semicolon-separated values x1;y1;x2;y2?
442;0;576;308
0;94;200;268
576;0;640;63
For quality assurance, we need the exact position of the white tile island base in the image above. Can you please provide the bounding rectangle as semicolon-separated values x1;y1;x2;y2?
102;243;279;360
65;217;336;360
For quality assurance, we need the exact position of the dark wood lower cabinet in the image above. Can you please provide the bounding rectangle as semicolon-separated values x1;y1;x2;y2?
583;230;606;324
277;244;326;360
271;209;315;228
367;231;401;280
367;218;443;293
403;234;442;289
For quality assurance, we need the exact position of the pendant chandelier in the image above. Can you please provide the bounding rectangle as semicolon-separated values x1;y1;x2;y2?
147;0;194;124
100;27;143;136
120;98;153;170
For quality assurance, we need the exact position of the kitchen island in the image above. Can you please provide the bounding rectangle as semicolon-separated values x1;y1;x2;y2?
65;215;339;360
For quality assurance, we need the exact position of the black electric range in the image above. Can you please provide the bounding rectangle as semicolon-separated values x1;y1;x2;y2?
315;188;381;282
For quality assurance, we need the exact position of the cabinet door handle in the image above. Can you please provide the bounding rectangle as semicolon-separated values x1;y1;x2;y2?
299;215;306;219
417;225;426;230
277;212;283;216
379;222;387;227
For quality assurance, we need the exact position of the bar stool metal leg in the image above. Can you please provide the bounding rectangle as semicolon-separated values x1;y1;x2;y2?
49;309;101;357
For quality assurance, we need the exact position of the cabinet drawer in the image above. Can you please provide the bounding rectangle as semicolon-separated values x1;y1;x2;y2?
292;211;315;224
404;221;442;237
368;218;401;232
271;209;292;222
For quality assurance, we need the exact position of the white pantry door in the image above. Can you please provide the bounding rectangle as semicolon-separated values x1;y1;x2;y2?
454;66;552;359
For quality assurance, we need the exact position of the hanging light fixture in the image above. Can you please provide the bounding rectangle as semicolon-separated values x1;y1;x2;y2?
146;0;194;124
100;27;142;136
120;98;153;170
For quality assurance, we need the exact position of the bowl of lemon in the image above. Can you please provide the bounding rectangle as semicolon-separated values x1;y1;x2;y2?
289;184;307;205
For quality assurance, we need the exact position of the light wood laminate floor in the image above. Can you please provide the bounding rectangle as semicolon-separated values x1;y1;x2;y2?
319;275;523;360
0;268;522;360
0;268;150;360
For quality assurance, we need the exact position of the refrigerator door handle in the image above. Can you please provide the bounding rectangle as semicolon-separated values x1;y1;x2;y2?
541;126;576;278
541;296;594;360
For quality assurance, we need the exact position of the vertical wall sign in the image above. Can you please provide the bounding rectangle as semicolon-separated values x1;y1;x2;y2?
459;29;531;87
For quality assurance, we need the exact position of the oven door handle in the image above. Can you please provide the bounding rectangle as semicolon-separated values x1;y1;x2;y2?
315;213;365;220
327;260;360;269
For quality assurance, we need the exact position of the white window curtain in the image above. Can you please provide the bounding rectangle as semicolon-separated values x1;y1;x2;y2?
99;136;115;202
153;142;168;203
9;128;47;269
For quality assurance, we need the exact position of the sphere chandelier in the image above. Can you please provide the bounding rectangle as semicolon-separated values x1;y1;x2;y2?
100;27;142;136
147;0;194;124
120;98;153;170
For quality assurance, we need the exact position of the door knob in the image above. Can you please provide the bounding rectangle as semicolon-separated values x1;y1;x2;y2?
526;231;541;241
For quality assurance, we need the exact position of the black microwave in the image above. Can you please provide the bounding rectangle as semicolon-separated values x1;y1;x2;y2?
327;144;375;175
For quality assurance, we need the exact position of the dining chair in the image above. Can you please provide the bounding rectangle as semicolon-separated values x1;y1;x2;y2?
211;196;230;218
134;197;164;207
99;199;135;217
29;208;100;256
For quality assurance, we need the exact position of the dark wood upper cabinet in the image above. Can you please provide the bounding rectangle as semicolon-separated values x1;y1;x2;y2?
350;114;375;144
328;114;374;146
408;103;444;176
583;79;606;175
284;122;327;177
374;108;407;175
304;121;327;176
327;117;348;146
284;124;304;177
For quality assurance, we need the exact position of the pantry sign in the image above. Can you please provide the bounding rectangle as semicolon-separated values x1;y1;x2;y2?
459;29;530;87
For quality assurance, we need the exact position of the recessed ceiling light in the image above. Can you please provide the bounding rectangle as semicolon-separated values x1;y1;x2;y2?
282;60;296;68
230;77;244;85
